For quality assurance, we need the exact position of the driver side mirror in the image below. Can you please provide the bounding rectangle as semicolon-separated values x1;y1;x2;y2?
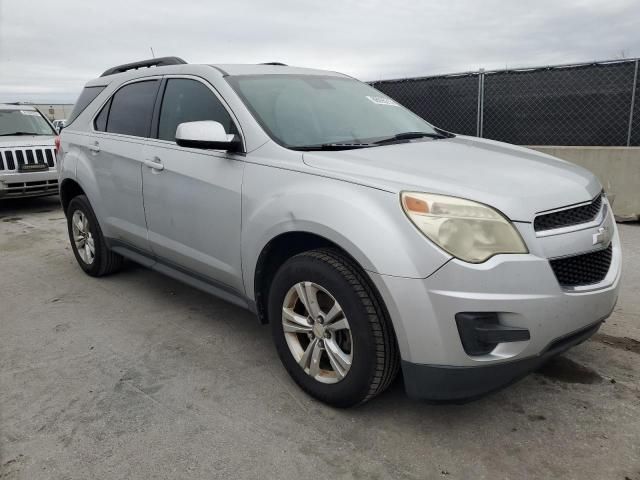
175;121;240;152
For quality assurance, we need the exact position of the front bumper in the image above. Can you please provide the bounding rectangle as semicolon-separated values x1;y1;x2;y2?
0;170;59;199
368;204;621;400
401;319;603;401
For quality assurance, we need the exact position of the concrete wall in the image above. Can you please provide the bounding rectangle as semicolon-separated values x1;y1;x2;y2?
530;146;640;222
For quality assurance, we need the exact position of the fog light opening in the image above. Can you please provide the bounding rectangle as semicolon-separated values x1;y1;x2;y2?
455;312;530;356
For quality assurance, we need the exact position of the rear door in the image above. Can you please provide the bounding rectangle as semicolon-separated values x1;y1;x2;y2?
90;79;160;253
141;77;245;292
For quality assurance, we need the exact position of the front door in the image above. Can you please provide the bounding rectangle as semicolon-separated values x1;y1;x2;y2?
141;77;245;293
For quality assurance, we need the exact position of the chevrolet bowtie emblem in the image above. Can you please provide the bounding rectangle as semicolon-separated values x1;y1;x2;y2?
593;226;611;246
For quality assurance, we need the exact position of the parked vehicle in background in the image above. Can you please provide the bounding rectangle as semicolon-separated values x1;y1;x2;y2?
0;104;59;199
58;57;621;407
53;119;67;132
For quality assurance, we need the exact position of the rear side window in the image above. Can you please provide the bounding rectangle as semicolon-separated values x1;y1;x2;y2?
67;86;105;126
157;79;236;141
106;80;159;137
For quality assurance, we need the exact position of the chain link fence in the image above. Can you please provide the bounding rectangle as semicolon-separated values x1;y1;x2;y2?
370;58;640;147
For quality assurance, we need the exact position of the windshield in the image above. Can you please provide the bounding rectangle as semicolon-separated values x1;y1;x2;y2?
0;109;56;136
227;74;440;149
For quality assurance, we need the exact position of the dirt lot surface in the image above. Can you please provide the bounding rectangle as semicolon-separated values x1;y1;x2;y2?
1;196;639;479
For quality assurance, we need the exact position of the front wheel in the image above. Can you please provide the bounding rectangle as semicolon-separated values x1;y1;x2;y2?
269;249;399;407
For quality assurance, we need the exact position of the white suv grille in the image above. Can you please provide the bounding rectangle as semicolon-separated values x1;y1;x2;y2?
0;147;57;172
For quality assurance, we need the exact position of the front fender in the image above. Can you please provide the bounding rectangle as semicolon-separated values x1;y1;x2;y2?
241;162;451;300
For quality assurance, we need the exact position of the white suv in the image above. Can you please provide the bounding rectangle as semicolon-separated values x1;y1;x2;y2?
0;104;59;199
58;57;621;407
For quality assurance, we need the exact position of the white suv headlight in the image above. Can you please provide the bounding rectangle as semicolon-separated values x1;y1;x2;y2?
401;192;528;263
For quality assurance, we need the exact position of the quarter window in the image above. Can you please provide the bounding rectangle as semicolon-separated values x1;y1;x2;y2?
106;80;159;137
67;86;105;126
94;98;111;132
157;79;236;142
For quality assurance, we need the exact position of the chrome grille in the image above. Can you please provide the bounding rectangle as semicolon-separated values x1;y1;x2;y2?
0;147;57;172
534;194;602;232
549;244;613;287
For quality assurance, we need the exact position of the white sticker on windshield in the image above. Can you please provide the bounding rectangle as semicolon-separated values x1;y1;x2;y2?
20;110;41;116
366;95;399;106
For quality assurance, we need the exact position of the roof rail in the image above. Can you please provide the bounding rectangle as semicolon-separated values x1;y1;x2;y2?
260;62;287;66
100;56;187;77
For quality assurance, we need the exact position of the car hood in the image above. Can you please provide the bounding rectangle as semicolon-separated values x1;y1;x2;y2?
302;135;601;222
0;135;56;148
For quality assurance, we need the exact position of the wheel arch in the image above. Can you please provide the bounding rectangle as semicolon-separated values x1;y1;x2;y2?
253;230;367;324
60;178;86;216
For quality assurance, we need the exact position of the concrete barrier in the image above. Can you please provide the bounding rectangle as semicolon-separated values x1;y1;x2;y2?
530;146;640;222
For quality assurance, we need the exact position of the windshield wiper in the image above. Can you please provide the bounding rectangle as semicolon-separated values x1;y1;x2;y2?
291;142;375;151
290;131;452;151
0;131;41;136
374;131;449;145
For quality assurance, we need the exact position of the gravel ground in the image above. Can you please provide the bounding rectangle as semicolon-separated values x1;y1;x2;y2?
1;195;639;480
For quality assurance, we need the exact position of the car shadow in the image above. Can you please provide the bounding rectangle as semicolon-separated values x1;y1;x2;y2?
114;258;601;421
0;195;61;217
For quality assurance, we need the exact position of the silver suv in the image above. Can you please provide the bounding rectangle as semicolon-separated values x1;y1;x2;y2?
58;57;621;407
1;104;59;198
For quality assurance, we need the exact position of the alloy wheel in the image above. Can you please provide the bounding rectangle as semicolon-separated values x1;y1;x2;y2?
71;210;95;265
281;281;353;384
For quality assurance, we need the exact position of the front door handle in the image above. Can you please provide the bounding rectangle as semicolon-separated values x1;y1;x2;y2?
88;142;100;153
144;158;164;171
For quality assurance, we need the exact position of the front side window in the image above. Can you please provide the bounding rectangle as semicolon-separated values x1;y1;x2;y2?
106;80;159;137
226;74;440;148
0;109;56;136
157;79;236;141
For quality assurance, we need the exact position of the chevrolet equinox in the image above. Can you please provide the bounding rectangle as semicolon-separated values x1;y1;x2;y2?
58;57;621;407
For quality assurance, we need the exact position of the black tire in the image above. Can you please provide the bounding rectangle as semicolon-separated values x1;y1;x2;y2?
269;248;399;407
66;195;123;277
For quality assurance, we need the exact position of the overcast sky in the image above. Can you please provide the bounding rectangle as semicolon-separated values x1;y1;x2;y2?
1;0;638;104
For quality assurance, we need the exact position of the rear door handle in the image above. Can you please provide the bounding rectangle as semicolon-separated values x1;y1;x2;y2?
88;142;100;153
144;158;164;171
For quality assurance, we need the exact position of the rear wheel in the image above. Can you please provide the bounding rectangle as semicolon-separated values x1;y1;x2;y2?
66;195;123;277
269;248;399;407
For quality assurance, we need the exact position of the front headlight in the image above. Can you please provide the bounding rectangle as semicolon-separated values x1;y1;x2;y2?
401;192;528;263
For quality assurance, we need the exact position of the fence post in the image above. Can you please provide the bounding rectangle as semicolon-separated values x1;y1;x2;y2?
627;59;639;147
477;68;485;137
